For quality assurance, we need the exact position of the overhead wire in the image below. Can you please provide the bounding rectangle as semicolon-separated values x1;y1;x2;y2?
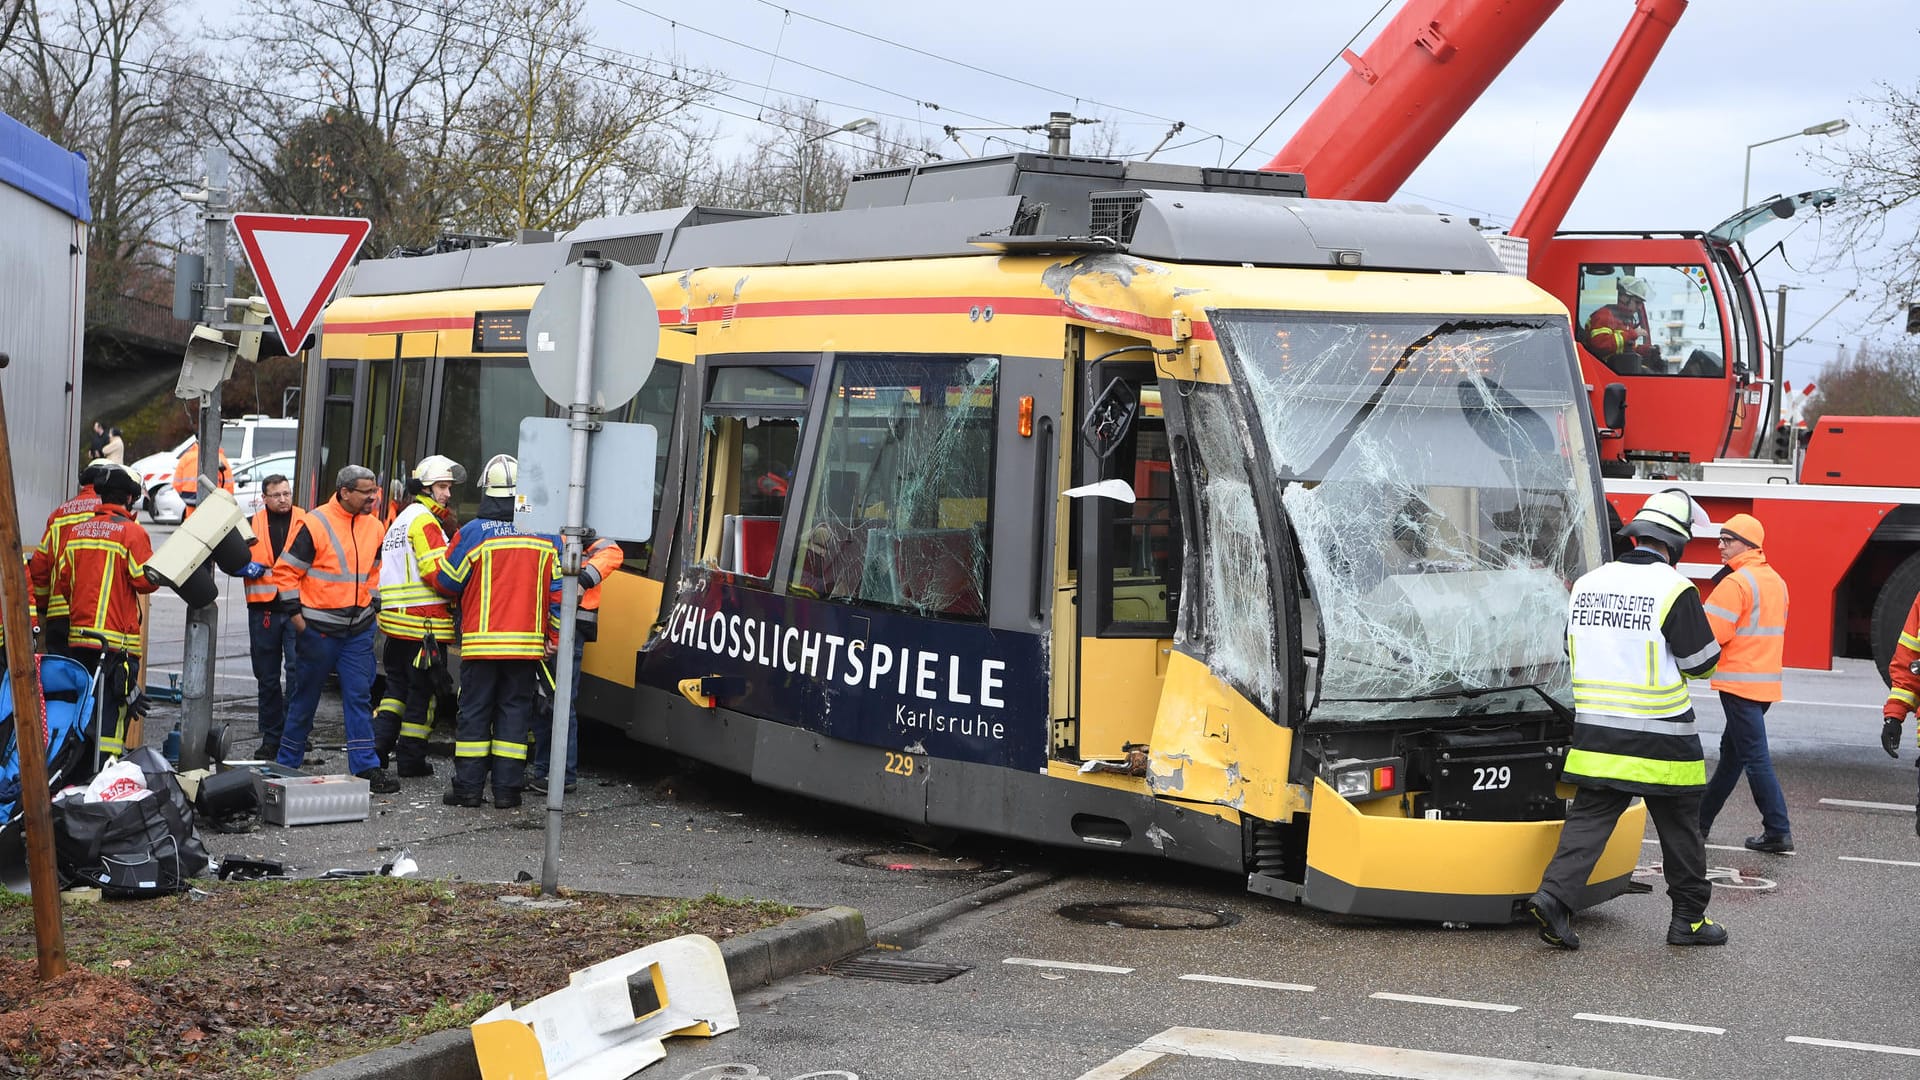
1228;0;1394;168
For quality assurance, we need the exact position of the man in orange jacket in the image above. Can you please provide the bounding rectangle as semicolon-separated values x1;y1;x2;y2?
52;464;159;758
172;443;233;518
1697;513;1793;853
275;464;397;793
431;455;559;810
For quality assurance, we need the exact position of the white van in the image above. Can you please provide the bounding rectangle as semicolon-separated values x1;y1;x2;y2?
131;415;299;524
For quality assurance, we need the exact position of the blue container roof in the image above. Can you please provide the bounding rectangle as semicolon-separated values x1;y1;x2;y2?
0;111;90;223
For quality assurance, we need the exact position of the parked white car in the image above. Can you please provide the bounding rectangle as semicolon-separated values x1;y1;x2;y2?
232;451;296;517
129;416;298;524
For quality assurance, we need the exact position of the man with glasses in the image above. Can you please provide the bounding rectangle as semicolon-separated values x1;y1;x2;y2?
1698;513;1793;853
274;465;399;793
236;474;307;760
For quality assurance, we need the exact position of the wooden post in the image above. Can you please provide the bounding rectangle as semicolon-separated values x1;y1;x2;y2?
0;354;68;978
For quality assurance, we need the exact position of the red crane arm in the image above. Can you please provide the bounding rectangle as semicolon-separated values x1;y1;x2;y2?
1266;1;1564;201
1509;0;1688;245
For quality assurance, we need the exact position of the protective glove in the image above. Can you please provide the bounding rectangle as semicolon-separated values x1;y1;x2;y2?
240;561;269;580
1883;715;1905;758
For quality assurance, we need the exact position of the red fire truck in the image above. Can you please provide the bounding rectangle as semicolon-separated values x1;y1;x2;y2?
1267;0;1917;680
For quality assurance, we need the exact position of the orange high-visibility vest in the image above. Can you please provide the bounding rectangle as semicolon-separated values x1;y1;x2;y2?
277;498;384;633
1702;549;1788;702
244;505;308;606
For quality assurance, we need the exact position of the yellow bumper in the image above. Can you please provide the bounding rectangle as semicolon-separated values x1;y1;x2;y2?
1301;778;1646;924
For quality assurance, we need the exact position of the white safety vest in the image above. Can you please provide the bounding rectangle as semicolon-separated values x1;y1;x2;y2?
377;502;439;611
1566;559;1695;725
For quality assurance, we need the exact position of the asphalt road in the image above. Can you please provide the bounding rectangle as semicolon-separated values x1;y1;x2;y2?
119;553;1920;1080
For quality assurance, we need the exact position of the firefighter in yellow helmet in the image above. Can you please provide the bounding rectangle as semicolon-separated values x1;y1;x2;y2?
373;454;464;778
1528;489;1727;950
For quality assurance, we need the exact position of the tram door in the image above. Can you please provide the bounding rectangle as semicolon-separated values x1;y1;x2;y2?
1075;366;1179;762
359;332;436;500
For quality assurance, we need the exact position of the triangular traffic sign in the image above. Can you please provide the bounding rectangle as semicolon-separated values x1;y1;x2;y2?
230;213;371;357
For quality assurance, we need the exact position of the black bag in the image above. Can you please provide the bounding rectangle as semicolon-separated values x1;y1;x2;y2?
415;630;457;698
52;747;210;896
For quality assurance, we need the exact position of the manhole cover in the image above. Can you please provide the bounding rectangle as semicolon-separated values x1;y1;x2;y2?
838;851;995;875
825;953;972;984
1057;901;1240;930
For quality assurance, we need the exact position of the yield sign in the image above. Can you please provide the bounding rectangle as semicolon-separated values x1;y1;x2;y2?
230;213;371;356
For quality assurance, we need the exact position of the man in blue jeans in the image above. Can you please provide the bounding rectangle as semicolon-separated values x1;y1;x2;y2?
236;474;305;759
274;465;398;793
1698;513;1793;852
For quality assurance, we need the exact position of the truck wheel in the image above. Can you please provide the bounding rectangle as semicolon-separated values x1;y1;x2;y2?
1870;551;1920;688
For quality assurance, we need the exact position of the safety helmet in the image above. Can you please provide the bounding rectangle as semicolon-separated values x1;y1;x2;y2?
413;455;466;486
1619;488;1700;561
480;453;517;496
1617;276;1651;301
92;463;142;506
79;457;117;487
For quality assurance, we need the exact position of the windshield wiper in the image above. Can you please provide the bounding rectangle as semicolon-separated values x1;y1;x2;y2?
1331;683;1573;723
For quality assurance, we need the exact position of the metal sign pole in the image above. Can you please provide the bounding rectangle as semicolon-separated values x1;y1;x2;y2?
180;148;230;771
540;253;605;896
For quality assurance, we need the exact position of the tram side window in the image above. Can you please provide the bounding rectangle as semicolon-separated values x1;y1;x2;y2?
695;362;811;584
1096;385;1178;634
614;361;682;575
435;357;552;523
317;361;355;503
789;355;997;621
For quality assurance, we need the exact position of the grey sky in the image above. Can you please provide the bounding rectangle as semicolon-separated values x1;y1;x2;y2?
580;0;1918;380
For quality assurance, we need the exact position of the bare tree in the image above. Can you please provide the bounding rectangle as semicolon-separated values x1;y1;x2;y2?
1;0;200;330
1807;339;1920;421
704;98;940;215
210;0;503;251
455;0;724;234
1811;82;1920;314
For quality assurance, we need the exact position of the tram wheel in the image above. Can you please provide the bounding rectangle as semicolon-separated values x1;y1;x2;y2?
1870;550;1920;688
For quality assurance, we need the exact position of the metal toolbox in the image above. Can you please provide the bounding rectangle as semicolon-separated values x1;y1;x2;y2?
259;774;370;827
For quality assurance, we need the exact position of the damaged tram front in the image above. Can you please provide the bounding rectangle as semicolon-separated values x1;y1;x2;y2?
303;156;1637;922
590;159;1648;925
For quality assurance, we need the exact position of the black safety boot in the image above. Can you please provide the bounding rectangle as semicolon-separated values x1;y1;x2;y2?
442;788;484;808
396;759;433;778
493;789;522;810
1744;833;1794;854
1526;890;1580;950
356;768;400;794
1667;914;1729;946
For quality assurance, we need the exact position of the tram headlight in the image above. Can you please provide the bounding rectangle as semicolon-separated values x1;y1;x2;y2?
1321;756;1405;802
1334;769;1371;798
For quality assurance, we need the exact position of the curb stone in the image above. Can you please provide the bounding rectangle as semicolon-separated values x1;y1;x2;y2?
300;904;867;1080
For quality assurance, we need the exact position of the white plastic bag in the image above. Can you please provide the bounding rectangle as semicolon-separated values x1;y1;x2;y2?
81;759;153;804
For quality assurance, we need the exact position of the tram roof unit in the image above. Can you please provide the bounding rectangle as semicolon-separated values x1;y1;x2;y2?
338;153;1503;300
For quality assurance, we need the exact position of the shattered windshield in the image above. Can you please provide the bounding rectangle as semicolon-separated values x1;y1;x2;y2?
1214;313;1604;721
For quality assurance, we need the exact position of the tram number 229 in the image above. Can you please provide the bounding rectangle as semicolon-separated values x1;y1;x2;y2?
1471;765;1512;791
882;751;917;777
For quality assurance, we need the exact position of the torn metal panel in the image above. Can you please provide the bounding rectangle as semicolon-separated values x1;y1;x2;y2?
1216;313;1603;722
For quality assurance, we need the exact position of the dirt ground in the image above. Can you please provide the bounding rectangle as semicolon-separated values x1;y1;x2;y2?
0;879;796;1078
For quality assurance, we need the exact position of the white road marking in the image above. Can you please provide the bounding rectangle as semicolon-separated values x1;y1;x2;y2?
1076;1027;1684;1079
1370;991;1520;1013
1574;1013;1725;1035
1639;838;1794;858
1002;957;1133;974
1820;798;1914;812
1786;1035;1920;1058
1180;973;1315;992
1838;855;1920;868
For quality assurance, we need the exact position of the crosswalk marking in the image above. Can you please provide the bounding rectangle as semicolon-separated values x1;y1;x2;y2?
1075;1028;1684;1079
1838;855;1920;868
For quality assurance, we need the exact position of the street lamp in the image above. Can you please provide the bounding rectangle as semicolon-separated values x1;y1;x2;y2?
1742;118;1848;208
800;117;878;213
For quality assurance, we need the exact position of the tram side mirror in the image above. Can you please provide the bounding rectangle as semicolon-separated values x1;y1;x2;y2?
1062;479;1136;505
1601;383;1627;433
1081;378;1139;460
